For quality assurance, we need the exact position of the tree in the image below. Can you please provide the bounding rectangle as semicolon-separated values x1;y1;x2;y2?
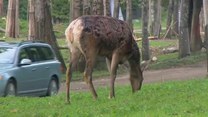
113;0;120;18
190;0;203;52
28;0;35;40
0;0;3;16
166;0;174;39
92;0;103;15
103;0;111;16
126;0;133;30
28;0;66;72
70;0;82;22
5;0;19;38
83;0;91;15
203;0;208;73
149;0;161;38
142;0;150;61
172;0;179;36
179;0;191;58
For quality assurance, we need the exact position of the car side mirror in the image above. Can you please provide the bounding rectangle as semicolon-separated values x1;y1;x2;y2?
19;59;32;66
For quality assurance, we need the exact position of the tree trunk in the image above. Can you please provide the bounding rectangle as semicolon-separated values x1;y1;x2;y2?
103;0;111;16
142;0;150;61
113;0;120;18
179;0;191;58
166;0;174;39
203;0;208;73
5;0;19;38
28;0;35;40
92;0;103;15
149;0;161;38
172;0;179;35
70;0;82;22
190;0;202;52
0;0;3;16
30;0;66;72
126;0;133;31
83;0;91;15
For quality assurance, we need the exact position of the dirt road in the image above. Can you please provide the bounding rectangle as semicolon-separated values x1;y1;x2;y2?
60;61;207;92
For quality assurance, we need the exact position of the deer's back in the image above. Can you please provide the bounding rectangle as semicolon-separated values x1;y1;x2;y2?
65;15;135;57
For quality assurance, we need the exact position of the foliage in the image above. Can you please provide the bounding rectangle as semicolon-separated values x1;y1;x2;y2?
1;78;208;116
51;0;70;23
3;0;28;19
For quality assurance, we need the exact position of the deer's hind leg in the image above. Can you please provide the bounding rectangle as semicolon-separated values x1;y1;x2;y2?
83;49;98;99
109;53;121;98
66;48;81;103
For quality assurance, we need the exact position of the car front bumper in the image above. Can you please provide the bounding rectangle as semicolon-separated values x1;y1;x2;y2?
0;79;7;96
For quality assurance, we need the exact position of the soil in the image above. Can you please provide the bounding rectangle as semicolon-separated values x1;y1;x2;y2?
59;61;207;92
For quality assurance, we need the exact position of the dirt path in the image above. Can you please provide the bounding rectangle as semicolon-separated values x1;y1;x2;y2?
60;61;207;92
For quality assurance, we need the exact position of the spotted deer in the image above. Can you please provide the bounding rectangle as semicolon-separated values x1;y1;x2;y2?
65;15;145;103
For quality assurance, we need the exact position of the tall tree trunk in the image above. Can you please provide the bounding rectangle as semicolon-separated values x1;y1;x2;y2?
113;0;120;18
92;0;103;15
190;0;202;52
5;0;19;38
179;0;191;58
142;0;150;61
172;0;179;35
70;0;82;22
0;0;3;16
203;0;208;73
126;0;133;31
149;0;161;38
103;0;111;16
83;0;91;15
166;0;174;39
30;0;66;72
28;0;35;40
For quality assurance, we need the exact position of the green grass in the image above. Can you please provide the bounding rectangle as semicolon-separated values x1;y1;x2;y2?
1;78;208;116
149;52;206;70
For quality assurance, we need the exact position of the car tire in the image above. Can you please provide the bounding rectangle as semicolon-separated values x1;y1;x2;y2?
5;80;16;97
47;79;58;96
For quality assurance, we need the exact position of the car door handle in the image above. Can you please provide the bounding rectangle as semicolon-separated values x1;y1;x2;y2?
45;67;49;69
32;68;37;71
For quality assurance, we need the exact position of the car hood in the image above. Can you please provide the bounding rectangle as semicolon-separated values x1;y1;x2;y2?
0;64;13;72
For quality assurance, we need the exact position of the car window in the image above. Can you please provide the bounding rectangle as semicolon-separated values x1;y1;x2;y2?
27;47;41;62
18;48;29;63
21;46;55;62
38;47;55;60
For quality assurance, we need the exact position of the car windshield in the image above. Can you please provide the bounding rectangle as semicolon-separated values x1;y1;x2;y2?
0;47;16;64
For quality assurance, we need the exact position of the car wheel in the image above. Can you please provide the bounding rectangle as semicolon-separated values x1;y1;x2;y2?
47;79;58;96
5;80;16;97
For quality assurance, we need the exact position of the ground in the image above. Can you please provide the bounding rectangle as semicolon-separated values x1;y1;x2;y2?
59;61;207;92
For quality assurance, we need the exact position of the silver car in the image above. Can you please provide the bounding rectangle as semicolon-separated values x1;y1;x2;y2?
0;41;61;97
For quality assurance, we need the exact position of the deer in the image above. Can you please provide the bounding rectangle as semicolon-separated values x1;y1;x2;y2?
65;15;145;103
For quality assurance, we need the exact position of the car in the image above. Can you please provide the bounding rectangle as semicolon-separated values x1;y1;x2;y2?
0;41;61;97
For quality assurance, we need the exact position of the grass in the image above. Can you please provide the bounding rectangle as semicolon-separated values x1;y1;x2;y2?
149;52;206;70
1;77;208;116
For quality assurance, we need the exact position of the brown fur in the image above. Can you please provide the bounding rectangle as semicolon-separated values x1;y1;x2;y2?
65;15;143;103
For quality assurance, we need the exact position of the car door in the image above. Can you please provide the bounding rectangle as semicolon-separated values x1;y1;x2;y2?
17;47;49;94
16;47;40;94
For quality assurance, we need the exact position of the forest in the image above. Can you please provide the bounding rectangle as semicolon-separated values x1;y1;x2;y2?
1;1;208;116
0;0;208;71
